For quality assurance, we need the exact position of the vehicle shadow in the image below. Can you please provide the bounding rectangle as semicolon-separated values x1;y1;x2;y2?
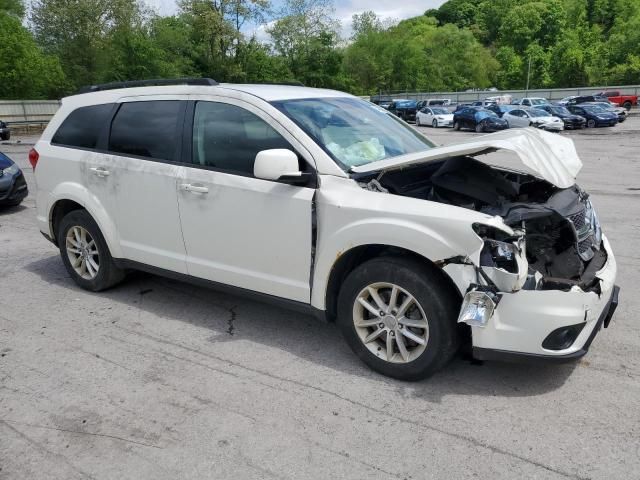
25;254;577;401
0;204;27;215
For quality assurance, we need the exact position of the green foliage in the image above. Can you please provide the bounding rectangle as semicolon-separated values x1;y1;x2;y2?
0;12;67;99
2;0;639;99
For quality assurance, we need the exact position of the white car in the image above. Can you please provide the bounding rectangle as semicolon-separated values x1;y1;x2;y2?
416;107;454;128
503;108;565;131
31;79;619;380
512;97;549;107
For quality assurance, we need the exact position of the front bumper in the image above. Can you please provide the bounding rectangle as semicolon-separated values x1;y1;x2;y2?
470;235;618;362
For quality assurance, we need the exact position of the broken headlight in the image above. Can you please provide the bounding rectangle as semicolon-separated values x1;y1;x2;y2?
480;239;518;273
458;287;500;328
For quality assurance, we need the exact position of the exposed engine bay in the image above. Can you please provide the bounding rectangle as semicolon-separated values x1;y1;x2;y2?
357;156;606;293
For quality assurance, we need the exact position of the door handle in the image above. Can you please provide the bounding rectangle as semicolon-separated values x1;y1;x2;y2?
90;167;110;177
180;183;209;194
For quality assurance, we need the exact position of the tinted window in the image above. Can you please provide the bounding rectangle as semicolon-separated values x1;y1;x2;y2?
192;102;292;175
52;104;113;149
109;101;181;161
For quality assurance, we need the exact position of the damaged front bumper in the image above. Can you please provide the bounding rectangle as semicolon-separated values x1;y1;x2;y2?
463;235;619;363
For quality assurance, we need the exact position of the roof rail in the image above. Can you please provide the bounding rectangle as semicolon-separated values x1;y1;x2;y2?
76;77;218;94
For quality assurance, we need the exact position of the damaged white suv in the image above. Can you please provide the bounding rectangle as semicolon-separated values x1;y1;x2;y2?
32;79;619;380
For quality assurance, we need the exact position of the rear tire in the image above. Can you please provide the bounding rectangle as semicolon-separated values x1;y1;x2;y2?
453;121;460;131
587;119;596;128
432;119;438;128
336;256;460;381
475;123;484;133
57;210;125;292
623;101;632;110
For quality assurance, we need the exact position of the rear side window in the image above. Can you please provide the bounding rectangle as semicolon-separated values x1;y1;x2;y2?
52;104;113;149
109;101;181;161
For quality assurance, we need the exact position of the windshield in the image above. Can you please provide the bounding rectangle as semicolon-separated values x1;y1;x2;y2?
550;106;570;115
272;97;435;169
396;101;416;108
431;108;449;115
530;98;547;105
530;108;551;117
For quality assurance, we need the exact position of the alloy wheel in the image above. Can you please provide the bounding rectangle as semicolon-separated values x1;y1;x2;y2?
352;282;429;363
66;226;100;280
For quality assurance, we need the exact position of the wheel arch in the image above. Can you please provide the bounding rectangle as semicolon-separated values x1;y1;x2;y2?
48;184;122;257
320;244;462;323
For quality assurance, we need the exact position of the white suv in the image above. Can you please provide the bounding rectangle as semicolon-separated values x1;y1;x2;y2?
32;78;619;380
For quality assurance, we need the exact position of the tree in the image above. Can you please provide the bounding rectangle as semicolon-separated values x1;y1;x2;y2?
0;0;24;17
0;12;67;99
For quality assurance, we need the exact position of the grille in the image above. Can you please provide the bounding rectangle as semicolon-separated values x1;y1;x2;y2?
578;236;594;256
569;211;586;231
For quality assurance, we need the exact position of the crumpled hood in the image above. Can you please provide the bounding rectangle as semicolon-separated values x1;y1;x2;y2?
350;127;582;188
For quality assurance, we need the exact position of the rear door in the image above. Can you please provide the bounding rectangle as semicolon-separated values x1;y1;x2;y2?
105;98;188;273
176;97;315;302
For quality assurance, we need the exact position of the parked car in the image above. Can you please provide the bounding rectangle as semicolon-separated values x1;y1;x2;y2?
417;99;452;109
453;107;508;132
0;151;28;207
597;91;638;110
511;97;549;107
503;108;564;131
0;121;10;141
584;102;627;123
566;95;608;106
388;100;418;122
486;104;518;118
568;104;618;128
32;78;619;380
538;105;586;129
416;107;454;128
470;100;497;107
557;95;579;106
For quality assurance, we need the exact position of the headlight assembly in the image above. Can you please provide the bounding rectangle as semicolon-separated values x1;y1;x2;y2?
2;164;19;176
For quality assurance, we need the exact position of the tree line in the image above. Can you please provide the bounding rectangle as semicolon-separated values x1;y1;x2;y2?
1;0;639;100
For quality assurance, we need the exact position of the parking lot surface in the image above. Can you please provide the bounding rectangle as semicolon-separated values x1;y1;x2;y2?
1;119;639;479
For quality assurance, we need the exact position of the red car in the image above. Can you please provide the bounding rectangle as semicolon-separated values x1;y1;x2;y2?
597;91;637;110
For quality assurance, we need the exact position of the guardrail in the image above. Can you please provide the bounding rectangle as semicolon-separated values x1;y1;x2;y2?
0;100;61;124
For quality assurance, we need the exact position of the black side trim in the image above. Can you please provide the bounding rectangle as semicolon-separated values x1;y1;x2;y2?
473;285;620;364
112;258;327;323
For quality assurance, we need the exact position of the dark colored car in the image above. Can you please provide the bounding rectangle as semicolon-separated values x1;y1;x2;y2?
538;105;586;129
583;102;627;123
566;95;609;106
0;151;28;207
486;104;519;117
453;107;508;133
0;121;10;141
568;104;618;128
388;100;418;122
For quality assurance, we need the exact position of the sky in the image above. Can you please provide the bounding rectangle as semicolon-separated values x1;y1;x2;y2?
143;0;447;40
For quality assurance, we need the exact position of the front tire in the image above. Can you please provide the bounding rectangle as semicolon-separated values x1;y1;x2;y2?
475;123;484;133
416;116;421;126
623;101;632;110
57;210;125;292
587;119;596;128
453;121;460;131
337;257;459;381
432;119;438;128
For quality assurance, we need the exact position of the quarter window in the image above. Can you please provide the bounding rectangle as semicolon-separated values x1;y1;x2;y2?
192;101;292;176
52;104;114;149
109;101;181;161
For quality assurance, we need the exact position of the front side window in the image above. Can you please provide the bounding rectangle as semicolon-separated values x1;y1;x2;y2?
52;104;114;149
272;97;434;169
109;101;181;161
192;101;293;175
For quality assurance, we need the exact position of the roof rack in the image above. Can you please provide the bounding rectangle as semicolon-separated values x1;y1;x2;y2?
76;77;218;94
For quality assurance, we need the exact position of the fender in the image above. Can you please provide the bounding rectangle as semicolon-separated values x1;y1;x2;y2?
310;216;484;310
48;182;122;258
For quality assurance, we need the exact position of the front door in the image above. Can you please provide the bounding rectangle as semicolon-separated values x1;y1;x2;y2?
177;99;315;302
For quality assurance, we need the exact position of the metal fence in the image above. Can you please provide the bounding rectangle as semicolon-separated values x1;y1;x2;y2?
368;85;640;103
0;100;61;124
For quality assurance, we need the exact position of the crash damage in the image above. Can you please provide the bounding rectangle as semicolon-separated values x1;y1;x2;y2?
352;128;619;358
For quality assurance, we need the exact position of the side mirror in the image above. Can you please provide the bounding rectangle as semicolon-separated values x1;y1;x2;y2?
254;149;312;186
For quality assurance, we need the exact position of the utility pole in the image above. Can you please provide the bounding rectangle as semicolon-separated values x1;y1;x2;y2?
525;55;532;95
